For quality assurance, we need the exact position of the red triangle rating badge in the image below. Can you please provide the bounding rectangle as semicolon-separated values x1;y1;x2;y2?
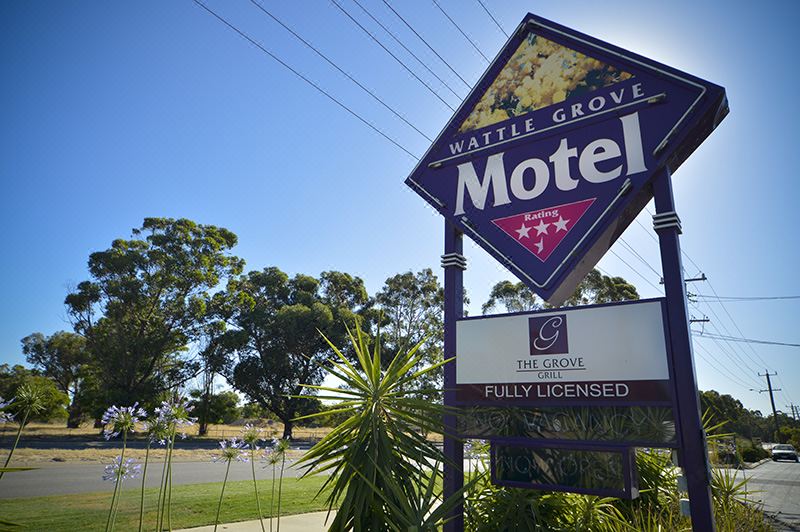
492;199;596;262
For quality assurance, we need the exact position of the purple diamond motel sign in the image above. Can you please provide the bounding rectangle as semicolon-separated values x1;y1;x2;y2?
405;13;728;304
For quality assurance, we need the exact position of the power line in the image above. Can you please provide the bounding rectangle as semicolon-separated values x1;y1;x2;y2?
350;0;465;101
638;207;779;375
329;0;456;112
775;374;796;411
381;0;472;89
618;237;662;279
475;0;508;38
247;0;433;142
691;318;760;377
693;294;800;302
693;342;763;390
689;297;765;374
191;0;419;160
693;332;800;348
627;214;771;379
707;278;779;369
608;249;664;295
430;0;490;63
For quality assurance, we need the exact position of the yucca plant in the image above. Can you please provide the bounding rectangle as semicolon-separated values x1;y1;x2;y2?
295;322;458;531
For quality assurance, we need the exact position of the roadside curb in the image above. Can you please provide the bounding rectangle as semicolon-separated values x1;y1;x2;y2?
745;458;772;469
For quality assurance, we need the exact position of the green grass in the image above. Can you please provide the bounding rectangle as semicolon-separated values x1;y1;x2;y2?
0;475;333;531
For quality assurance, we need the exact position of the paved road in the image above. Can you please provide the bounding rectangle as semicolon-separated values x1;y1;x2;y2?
737;459;800;530
0;458;309;499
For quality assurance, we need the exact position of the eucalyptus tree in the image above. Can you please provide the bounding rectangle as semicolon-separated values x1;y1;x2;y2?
21;331;89;427
214;267;368;438
481;280;542;314
483;269;639;314
64;218;244;409
371;269;446;393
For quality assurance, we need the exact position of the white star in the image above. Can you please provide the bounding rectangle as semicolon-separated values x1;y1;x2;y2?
553;216;570;232
534;239;544;253
515;223;531;239
533;219;550;235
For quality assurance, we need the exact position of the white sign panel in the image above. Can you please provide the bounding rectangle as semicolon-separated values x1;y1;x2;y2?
455;299;672;405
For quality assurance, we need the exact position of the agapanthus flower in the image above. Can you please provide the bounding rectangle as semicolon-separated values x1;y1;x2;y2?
143;416;171;446
101;403;147;440
262;437;290;466
102;456;142;482
155;398;197;439
240;423;263;450
0;397;14;424
212;437;248;463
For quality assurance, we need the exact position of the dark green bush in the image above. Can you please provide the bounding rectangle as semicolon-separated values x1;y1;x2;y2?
741;446;768;463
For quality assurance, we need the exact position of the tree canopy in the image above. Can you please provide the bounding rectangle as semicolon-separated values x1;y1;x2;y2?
482;269;640;314
64;218;244;409
21;331;88;427
214;267;368;438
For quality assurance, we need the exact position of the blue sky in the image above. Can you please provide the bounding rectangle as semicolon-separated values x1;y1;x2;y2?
1;0;797;416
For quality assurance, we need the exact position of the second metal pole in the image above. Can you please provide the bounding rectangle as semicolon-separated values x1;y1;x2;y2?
653;168;716;531
443;222;465;532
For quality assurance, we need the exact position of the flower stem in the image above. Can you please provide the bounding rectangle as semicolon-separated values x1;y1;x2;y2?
270;462;276;532
251;447;266;532
277;452;286;532
166;433;176;530
138;441;151;532
0;411;29;481
156;444;169;532
213;459;232;532
105;431;127;532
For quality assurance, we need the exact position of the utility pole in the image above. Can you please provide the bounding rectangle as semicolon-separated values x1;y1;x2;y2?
786;404;798;421
757;370;782;439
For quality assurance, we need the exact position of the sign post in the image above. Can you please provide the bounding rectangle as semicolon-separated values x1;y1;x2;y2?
442;224;465;532
653;168;715;529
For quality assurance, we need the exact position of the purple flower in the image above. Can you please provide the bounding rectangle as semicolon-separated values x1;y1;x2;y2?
212;437;248;463
101;403;147;440
103;456;142;482
155;398;197;440
143;417;171;446
240;423;263;450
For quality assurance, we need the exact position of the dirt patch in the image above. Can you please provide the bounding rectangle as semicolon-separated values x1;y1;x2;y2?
10;446;307;465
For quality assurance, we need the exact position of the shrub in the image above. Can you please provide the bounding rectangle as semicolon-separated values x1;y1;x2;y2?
741;445;768;463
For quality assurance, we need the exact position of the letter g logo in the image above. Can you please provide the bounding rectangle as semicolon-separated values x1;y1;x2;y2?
528;314;568;355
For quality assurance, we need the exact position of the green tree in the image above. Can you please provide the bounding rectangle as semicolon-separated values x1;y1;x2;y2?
64;218;244;409
483;269;639;314
215;267;368;438
563;269;639;306
21;331;89;427
187;389;241;425
0;364;69;423
371;269;444;388
481;280;541;314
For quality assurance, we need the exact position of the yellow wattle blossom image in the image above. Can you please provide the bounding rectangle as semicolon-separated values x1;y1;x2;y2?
459;33;633;133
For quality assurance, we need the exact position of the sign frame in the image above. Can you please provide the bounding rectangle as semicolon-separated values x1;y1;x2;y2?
408;13;727;305
490;441;639;499
453;298;678;410
452;298;683;449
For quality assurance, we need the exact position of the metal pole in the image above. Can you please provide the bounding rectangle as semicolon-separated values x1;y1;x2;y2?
762;371;781;438
652;168;716;531
442;222;465;532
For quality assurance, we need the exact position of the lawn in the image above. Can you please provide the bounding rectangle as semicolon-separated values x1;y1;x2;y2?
0;474;334;531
